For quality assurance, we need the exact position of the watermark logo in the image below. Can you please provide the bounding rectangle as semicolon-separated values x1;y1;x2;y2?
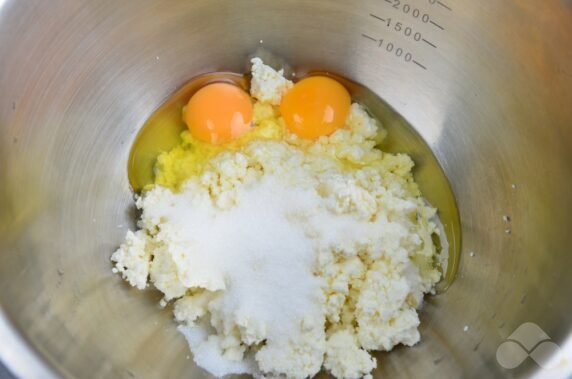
496;322;562;369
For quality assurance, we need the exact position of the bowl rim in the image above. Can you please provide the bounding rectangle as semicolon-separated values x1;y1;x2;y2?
0;308;59;379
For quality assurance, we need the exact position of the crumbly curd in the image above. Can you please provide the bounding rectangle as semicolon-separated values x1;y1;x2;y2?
112;58;444;379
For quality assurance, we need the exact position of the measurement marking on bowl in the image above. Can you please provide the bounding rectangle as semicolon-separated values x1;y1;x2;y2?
364;0;453;71
412;60;427;70
435;1;452;11
369;13;386;22
422;38;437;48
361;34;426;70
385;0;451;15
369;13;439;48
362;33;377;42
429;20;445;30
376;0;450;30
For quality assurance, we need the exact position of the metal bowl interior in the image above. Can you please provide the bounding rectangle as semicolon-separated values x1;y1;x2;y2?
0;0;571;378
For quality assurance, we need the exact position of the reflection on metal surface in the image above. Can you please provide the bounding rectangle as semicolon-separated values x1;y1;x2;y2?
0;0;571;378
532;335;572;379
0;159;47;247
0;310;57;379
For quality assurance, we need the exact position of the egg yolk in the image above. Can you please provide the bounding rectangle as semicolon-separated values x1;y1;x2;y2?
185;83;253;144
280;76;351;140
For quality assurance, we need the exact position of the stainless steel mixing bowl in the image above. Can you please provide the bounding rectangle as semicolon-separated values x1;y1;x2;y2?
1;0;571;378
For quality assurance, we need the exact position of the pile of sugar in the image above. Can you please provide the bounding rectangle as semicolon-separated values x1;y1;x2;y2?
112;58;445;379
146;174;326;376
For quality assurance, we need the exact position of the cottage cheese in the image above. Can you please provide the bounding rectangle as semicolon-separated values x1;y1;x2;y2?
112;58;444;378
250;57;293;106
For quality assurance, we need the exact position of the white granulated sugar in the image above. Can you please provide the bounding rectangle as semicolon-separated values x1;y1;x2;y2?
179;321;258;377
152;174;325;376
112;58;446;379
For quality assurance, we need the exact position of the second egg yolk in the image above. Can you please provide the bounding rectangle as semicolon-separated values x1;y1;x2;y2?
185;83;253;144
280;76;351;140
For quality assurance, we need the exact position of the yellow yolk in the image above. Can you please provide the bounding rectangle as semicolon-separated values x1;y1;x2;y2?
185;83;253;144
280;76;351;140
